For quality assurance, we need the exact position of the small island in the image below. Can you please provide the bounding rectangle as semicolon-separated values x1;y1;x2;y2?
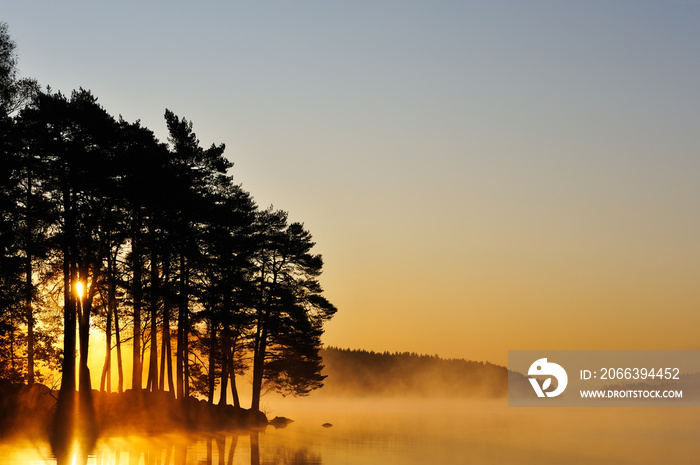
0;22;336;462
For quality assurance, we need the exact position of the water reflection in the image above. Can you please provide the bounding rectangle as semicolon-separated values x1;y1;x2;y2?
2;400;700;464
20;431;321;465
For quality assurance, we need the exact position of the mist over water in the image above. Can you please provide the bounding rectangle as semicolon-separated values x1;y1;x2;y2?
3;397;699;464
267;397;700;464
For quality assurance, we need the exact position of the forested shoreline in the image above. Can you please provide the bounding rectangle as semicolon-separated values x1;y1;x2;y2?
319;347;508;398
0;21;336;445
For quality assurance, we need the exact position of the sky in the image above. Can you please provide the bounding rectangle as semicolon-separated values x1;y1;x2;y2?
3;1;700;366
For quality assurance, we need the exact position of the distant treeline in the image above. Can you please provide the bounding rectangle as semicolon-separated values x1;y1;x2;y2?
319;347;507;398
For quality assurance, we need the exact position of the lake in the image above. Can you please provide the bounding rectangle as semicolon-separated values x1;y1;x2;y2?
2;398;699;464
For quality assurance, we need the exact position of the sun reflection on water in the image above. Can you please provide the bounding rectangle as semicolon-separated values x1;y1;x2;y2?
2;400;700;465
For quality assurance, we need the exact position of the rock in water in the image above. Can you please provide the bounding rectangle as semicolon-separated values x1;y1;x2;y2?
321;423;333;428
269;416;294;428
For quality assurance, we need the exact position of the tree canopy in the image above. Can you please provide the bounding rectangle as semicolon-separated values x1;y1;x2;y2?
0;22;337;417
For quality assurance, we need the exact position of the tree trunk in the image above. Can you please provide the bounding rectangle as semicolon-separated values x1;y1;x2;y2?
207;320;216;404
250;256;269;412
159;255;167;391
176;253;188;399
229;351;241;409
132;221;143;391
106;251;118;393
250;317;267;412
184;312;190;398
77;269;96;445
218;333;229;406
51;247;77;460
9;316;15;376
99;303;111;393
25;245;34;385
147;246;159;392
159;314;167;392
51;186;78;458
114;304;124;393
166;319;175;394
229;332;242;408
25;166;35;385
160;255;175;395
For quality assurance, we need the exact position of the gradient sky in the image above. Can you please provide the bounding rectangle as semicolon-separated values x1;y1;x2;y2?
4;1;699;365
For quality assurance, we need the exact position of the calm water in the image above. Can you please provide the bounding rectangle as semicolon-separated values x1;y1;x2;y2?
2;399;700;464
